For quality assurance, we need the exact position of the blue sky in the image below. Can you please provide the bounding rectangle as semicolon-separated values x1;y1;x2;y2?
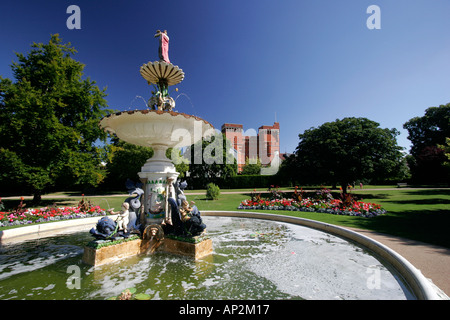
1;0;450;154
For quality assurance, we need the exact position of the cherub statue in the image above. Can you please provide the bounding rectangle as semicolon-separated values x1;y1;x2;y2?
116;202;130;233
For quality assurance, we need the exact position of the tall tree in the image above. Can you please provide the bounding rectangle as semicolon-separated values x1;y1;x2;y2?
403;104;450;183
439;138;450;172
291;117;406;193
103;139;153;190
0;34;111;202
241;157;262;175
185;133;237;188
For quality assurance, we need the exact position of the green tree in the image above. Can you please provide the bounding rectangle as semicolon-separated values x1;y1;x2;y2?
169;147;190;179
103;139;154;190
439;138;450;164
0;34;111;202
290;117;406;193
403;104;450;183
438;138;450;173
241;157;262;175
185;133;237;188
103;141;189;190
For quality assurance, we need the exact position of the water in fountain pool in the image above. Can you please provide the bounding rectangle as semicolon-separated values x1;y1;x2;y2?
0;217;414;300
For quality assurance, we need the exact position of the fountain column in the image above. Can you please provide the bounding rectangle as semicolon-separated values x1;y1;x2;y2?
138;144;178;224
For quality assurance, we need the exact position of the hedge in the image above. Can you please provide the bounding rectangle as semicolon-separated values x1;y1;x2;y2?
220;175;281;189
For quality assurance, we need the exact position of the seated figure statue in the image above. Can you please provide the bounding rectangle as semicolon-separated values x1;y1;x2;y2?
164;197;206;238
185;200;206;236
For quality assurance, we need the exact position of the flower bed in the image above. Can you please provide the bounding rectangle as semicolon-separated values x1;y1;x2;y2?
238;194;386;218
0;205;109;228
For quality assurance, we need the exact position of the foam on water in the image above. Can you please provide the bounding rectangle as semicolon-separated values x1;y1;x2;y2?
244;223;410;300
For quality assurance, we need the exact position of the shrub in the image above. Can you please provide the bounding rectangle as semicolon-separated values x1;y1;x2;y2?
206;183;220;200
314;188;333;201
268;185;283;200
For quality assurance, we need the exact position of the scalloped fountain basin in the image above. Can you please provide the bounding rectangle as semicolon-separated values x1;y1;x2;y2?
0;216;414;300
99;110;214;149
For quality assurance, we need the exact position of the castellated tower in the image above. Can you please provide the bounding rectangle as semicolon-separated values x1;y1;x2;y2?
221;123;245;171
221;122;280;172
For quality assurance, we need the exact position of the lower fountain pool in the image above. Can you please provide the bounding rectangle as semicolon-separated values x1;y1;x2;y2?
0;216;414;300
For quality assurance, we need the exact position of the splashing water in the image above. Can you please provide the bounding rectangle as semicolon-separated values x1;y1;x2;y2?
125;93;195;113
174;93;195;112
128;95;148;110
97;198;111;210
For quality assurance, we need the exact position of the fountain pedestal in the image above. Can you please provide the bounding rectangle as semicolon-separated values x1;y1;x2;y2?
93;109;214;265
82;238;143;266
92;41;215;265
138;144;180;224
161;237;213;259
100;110;213;226
83;237;213;266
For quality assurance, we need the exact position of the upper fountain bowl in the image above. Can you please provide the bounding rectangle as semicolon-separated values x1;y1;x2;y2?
140;61;184;86
99;110;214;148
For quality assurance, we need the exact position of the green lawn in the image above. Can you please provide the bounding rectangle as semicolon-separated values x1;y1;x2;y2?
2;187;449;249
349;188;450;247
184;188;450;248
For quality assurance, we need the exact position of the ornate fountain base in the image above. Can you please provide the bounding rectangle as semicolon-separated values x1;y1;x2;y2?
82;237;212;266
82;238;143;266
161;237;213;259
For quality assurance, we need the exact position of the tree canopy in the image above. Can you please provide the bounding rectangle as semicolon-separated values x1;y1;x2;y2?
0;34;111;201
403;104;450;183
103;139;189;190
289;117;406;192
241;157;262;175
185;133;237;189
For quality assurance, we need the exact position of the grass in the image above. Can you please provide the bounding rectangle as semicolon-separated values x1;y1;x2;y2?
184;187;450;248
348;189;450;247
2;186;449;249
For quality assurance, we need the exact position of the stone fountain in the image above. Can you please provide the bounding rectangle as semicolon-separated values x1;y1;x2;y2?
83;30;214;265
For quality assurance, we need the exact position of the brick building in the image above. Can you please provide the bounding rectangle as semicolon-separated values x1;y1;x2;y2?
221;122;280;172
